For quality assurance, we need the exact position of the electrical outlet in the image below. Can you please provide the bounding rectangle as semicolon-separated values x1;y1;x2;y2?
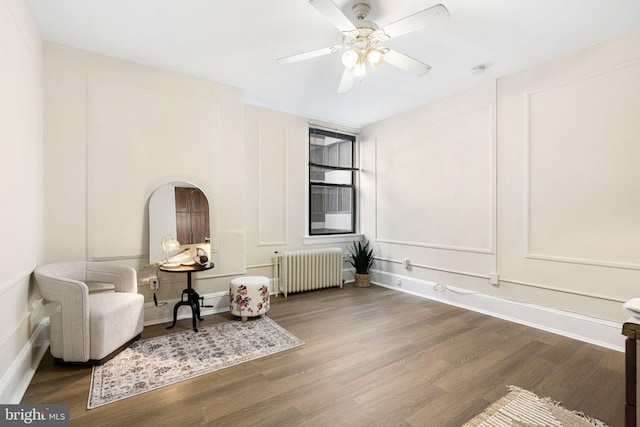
150;277;159;290
402;259;411;269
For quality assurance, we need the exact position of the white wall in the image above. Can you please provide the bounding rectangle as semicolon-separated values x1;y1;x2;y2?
243;106;358;277
0;0;45;403
361;82;496;292
361;29;640;324
42;43;246;302
497;28;640;321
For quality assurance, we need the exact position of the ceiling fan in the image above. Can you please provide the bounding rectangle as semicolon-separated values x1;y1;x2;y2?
277;0;450;93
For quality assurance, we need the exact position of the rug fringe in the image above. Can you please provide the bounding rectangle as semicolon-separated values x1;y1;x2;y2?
507;385;610;427
543;397;609;427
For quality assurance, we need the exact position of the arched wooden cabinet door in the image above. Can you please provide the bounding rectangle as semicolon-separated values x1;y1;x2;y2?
175;187;210;244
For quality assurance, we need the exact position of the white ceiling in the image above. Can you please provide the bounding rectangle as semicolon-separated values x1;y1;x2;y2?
24;0;640;128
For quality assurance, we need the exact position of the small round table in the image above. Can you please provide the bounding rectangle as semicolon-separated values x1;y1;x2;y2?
159;262;214;332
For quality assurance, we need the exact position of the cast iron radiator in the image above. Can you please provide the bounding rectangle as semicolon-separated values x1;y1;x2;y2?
275;247;344;297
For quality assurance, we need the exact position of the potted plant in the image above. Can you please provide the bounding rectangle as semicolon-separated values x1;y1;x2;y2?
348;240;374;288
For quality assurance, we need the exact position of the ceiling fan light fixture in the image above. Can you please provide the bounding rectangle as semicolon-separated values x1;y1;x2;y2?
341;49;359;68
365;47;385;68
354;59;367;77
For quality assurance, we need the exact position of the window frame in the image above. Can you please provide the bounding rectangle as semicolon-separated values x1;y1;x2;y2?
308;127;357;236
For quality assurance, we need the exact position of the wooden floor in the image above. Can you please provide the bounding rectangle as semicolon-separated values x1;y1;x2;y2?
22;284;625;426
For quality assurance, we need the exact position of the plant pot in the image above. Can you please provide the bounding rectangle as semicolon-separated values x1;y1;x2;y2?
354;273;371;288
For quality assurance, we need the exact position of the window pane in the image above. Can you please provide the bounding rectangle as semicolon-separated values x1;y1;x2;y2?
310;132;353;169
310;186;325;223
325;187;338;212
310;168;352;185
309;166;325;182
338;141;352;168
310;184;354;234
327;144;338;166
309;140;325;164
338;187;352;212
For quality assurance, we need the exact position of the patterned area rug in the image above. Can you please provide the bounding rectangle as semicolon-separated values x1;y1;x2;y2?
464;386;609;427
88;317;303;408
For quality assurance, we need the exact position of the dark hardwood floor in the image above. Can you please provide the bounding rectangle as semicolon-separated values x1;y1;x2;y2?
22;284;625;426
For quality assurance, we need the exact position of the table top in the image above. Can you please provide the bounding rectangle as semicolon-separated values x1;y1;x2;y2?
623;319;640;338
158;261;214;273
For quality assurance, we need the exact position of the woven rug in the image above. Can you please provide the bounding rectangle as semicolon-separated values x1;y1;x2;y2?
464;386;609;427
88;317;303;408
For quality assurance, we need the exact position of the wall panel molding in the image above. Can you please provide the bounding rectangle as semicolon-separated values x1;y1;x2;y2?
374;238;494;254
0;318;49;403
257;123;288;246
0;269;33;297
524;253;640;271
524;58;640;270
374;104;496;254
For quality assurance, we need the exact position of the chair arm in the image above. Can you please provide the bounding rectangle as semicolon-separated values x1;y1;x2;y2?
33;270;91;362
86;262;138;293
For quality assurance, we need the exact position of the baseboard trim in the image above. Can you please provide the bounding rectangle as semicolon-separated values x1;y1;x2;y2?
371;270;625;352
0;318;50;403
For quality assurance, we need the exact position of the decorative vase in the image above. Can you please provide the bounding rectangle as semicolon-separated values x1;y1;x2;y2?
354;273;371;288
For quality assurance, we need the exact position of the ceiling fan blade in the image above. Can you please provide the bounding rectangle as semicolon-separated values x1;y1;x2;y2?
338;67;355;93
384;49;432;77
277;45;342;64
309;0;356;33
382;4;450;39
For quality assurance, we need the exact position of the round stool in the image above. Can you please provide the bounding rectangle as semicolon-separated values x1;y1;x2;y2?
229;276;270;321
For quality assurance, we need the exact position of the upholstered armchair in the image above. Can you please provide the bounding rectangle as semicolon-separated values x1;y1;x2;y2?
34;261;144;364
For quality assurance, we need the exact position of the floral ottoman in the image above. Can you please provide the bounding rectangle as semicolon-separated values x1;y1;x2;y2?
229;276;270;321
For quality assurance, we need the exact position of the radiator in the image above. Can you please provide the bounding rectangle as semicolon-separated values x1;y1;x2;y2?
276;247;344;297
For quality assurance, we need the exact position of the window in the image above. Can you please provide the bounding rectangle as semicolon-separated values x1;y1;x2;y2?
309;128;357;235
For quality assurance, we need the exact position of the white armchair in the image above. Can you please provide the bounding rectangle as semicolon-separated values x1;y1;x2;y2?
34;261;144;364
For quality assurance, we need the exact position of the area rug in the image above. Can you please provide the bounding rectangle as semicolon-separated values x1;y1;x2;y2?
88;317;303;408
463;386;609;427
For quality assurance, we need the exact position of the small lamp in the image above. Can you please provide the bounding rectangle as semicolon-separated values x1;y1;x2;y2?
161;235;180;263
341;49;359;68
354;58;367;77
365;48;385;68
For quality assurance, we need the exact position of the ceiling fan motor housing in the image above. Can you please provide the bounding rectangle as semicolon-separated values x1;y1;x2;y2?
352;3;371;20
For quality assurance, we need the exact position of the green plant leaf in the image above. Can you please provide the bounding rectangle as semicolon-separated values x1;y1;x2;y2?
348;239;375;274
